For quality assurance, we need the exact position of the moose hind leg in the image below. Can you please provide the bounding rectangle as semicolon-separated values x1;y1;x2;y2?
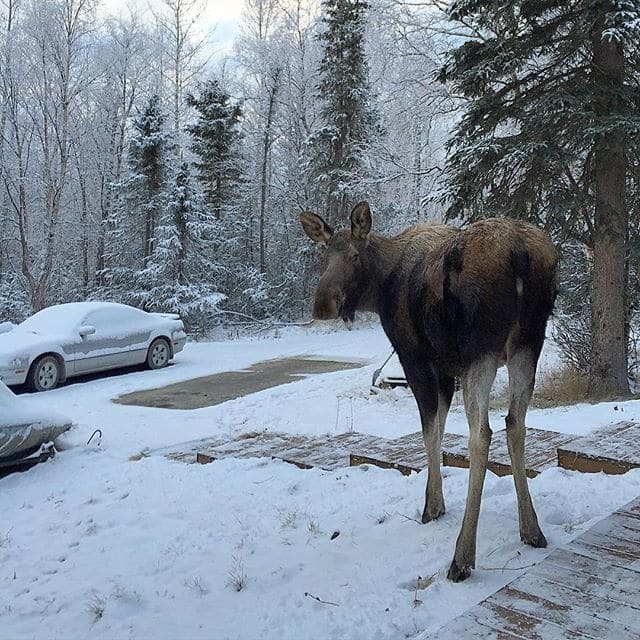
506;348;547;548
448;355;497;582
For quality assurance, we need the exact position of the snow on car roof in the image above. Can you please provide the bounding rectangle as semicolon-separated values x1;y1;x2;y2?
18;301;137;334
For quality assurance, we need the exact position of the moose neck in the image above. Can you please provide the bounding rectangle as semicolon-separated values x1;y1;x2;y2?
359;232;409;314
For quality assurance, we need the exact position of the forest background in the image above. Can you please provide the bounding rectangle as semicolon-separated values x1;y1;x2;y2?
0;0;638;397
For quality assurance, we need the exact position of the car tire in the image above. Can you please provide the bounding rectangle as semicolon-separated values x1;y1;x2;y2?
146;338;171;369
28;355;61;392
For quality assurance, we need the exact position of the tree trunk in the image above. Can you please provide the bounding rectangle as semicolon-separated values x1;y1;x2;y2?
411;120;423;219
328;134;344;225
77;164;89;297
259;69;280;275
588;16;629;398
144;204;155;266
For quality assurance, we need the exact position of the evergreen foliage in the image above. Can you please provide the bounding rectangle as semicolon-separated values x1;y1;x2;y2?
99;95;174;309
186;80;244;220
307;0;381;223
127;95;173;267
440;0;640;230
134;163;227;335
440;0;640;395
0;272;31;323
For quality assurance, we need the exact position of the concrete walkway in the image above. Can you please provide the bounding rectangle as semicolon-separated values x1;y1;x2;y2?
114;358;365;409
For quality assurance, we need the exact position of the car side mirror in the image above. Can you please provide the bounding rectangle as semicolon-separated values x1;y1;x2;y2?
79;325;96;337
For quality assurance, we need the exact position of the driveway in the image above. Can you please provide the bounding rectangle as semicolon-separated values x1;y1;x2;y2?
114;358;366;410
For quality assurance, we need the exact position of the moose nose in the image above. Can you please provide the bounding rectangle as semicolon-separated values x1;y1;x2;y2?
313;288;343;320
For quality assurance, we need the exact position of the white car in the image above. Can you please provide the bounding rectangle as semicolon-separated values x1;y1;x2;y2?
0;302;187;391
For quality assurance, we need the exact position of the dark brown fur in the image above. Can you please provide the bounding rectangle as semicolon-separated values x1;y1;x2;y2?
301;202;558;582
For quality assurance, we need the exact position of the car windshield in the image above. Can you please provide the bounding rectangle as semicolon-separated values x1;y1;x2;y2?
18;305;87;334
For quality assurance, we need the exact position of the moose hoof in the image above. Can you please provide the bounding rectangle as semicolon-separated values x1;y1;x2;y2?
522;529;547;549
447;559;471;582
421;503;445;524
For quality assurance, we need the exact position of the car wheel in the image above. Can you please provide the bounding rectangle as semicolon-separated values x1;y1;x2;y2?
147;338;171;369
29;355;61;392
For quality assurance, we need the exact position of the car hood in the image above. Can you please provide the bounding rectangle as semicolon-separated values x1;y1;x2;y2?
0;329;67;362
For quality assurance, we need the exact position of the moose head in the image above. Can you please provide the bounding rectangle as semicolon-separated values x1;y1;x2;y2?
300;201;375;323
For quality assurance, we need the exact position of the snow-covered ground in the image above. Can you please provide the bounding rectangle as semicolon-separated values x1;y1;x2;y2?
1;323;639;639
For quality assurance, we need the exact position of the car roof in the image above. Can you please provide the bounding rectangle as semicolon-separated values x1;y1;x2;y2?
44;301;133;313
18;301;144;333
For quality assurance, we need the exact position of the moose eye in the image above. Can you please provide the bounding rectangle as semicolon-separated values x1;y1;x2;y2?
351;253;360;263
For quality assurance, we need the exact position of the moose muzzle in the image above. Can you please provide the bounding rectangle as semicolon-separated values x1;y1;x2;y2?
312;281;346;321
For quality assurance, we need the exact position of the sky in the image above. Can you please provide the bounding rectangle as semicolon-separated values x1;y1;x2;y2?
200;0;244;55
104;0;245;56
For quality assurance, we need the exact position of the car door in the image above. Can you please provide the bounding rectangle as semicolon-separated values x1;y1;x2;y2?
73;308;136;374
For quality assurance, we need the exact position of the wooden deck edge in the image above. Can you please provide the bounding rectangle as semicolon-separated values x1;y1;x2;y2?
442;451;540;478
349;453;419;476
557;448;639;475
276;457;315;470
196;452;216;464
435;495;640;640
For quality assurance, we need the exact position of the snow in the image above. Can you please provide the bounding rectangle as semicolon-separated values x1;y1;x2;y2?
1;323;639;639
0;322;15;335
17;301;120;334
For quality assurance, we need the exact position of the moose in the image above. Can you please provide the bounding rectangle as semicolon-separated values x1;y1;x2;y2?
300;201;558;582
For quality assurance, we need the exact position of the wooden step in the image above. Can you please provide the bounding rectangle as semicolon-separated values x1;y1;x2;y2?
349;431;465;476
557;421;640;474
444;428;579;478
437;496;640;640
350;428;577;478
190;430;387;471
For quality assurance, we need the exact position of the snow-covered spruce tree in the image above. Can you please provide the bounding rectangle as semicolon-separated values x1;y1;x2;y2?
93;13;158;287
185;79;244;220
100;95;173;305
0;271;31;323
137;162;226;335
439;0;640;398
129;95;173;267
306;0;381;224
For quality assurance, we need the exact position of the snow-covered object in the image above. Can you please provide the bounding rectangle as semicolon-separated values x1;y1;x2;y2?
0;381;71;459
1;326;640;639
376;351;406;387
0;321;16;334
0;301;187;389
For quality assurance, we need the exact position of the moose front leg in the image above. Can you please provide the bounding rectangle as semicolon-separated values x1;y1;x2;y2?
422;375;456;522
421;409;445;523
405;363;448;522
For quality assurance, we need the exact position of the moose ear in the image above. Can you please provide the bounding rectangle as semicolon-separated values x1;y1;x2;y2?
300;211;333;246
350;201;372;242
